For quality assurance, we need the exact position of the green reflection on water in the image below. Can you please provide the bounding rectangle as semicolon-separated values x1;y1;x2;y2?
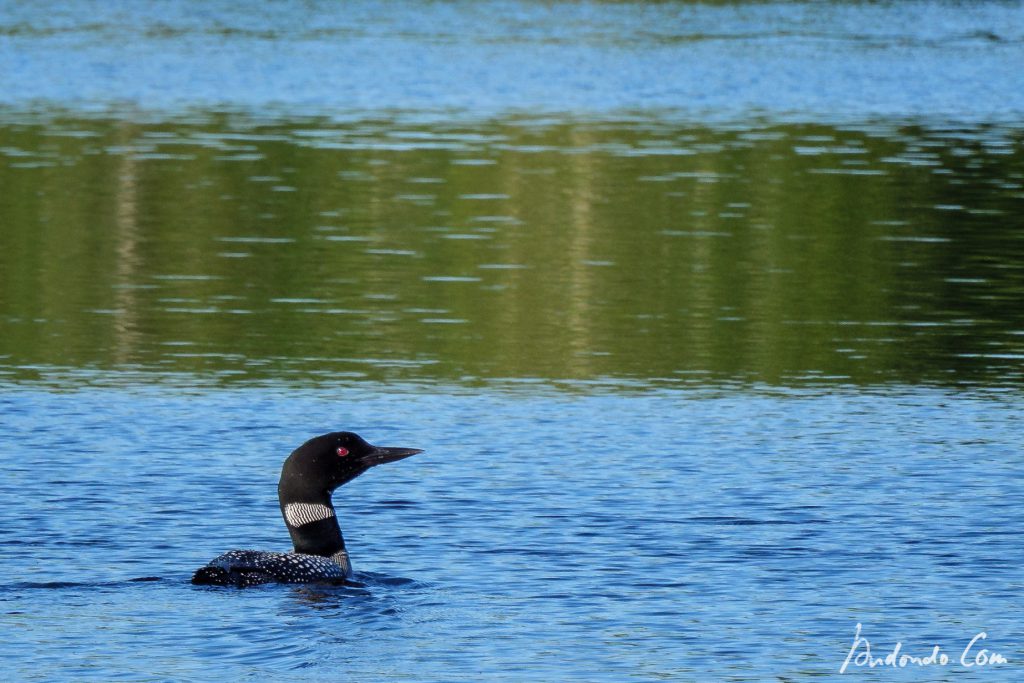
1;114;1022;387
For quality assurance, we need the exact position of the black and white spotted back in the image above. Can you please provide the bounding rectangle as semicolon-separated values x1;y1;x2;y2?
191;549;351;587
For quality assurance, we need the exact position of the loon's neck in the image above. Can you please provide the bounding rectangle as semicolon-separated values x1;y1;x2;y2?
279;491;347;558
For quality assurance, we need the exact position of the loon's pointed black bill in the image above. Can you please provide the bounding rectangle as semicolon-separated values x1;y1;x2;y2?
360;446;423;467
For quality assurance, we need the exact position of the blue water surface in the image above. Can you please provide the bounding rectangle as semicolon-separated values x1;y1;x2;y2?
1;380;1021;680
1;0;1023;124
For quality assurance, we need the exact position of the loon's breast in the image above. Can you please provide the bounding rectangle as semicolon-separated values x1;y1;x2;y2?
191;549;351;587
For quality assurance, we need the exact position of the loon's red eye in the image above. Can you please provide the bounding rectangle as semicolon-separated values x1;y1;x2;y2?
336;447;349;457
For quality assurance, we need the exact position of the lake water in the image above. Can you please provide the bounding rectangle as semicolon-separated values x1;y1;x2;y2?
1;1;1023;680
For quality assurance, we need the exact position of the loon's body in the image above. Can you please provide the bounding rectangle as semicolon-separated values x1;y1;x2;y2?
191;550;350;587
191;432;421;587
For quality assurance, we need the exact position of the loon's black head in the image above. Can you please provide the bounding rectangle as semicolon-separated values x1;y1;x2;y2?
279;431;422;498
277;431;422;558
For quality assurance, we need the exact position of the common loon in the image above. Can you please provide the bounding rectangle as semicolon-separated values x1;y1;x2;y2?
191;431;422;587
